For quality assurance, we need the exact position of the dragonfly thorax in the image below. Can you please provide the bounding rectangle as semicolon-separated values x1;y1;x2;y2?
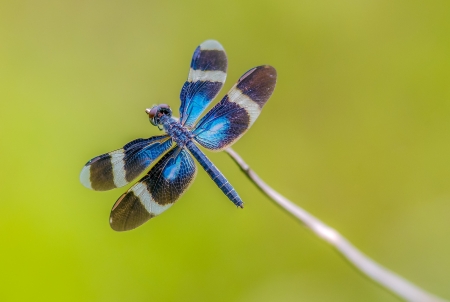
163;117;193;147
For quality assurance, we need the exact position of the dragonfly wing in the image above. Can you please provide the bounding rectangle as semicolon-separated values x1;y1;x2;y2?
179;40;227;128
80;135;173;191
192;65;277;151
110;146;197;231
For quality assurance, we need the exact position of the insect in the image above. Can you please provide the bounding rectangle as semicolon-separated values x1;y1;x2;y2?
80;40;277;231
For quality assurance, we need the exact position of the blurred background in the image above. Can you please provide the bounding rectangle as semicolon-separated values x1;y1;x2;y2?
1;0;449;301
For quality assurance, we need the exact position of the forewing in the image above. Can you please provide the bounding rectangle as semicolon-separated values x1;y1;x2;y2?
109;147;197;231
179;40;227;128
192;65;277;151
80;135;173;191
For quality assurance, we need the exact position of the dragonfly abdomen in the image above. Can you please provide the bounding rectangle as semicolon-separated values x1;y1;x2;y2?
186;141;244;208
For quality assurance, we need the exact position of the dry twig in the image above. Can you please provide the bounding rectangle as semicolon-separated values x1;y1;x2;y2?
225;147;446;302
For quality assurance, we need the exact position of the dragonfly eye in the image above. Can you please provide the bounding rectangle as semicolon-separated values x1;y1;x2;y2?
157;104;172;118
158;104;170;109
146;107;159;125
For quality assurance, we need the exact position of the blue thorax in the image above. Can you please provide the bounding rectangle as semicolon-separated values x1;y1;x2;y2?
160;116;193;147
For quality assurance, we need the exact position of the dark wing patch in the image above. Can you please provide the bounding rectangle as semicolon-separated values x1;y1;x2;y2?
192;65;277;151
179;40;228;128
80;135;173;191
109;147;197;231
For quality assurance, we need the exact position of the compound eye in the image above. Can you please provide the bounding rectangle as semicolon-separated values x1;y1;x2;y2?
146;106;158;119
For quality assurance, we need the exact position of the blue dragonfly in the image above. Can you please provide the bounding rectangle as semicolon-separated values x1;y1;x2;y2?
80;40;277;231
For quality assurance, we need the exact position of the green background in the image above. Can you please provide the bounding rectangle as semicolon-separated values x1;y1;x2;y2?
1;0;449;301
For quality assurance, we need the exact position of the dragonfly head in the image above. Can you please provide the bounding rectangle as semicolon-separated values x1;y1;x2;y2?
146;104;172;126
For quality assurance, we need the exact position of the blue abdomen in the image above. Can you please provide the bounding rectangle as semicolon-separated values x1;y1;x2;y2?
186;141;243;208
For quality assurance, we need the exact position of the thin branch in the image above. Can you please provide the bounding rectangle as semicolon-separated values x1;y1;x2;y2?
225;147;447;302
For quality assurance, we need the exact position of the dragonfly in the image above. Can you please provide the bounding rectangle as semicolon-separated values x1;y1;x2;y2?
80;40;277;231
